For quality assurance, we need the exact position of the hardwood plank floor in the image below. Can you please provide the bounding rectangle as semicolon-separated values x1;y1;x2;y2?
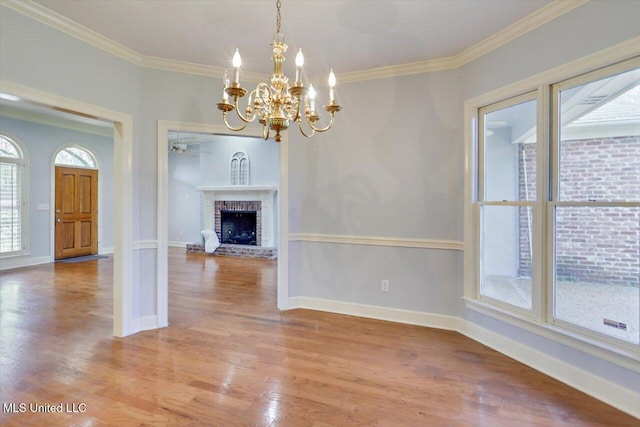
1;248;637;426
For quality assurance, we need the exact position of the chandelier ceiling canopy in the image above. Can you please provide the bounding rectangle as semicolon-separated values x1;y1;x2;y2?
217;0;341;142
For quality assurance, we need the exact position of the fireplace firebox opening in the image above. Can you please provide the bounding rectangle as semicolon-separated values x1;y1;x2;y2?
221;210;257;245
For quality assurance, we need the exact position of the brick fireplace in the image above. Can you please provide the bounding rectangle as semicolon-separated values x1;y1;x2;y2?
216;201;260;244
191;185;278;258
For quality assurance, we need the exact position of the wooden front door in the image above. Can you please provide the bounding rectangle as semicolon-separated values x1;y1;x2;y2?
55;166;98;260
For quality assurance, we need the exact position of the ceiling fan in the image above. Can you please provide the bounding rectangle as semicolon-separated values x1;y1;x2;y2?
168;133;212;155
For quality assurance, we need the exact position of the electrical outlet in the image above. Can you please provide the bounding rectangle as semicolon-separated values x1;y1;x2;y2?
381;279;389;292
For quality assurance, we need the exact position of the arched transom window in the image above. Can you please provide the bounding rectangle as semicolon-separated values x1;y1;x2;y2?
55;146;97;169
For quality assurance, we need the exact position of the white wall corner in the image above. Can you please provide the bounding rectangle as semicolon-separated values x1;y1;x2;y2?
457;319;640;419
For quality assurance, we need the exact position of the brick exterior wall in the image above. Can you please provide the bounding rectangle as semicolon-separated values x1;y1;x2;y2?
518;136;639;286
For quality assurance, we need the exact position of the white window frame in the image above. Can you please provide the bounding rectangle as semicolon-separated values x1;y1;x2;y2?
464;49;640;372
0;134;29;258
476;91;541;319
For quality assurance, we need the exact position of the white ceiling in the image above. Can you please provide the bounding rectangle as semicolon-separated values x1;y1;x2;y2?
32;0;553;77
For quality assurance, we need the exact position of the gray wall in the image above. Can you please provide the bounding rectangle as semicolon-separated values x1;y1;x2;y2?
288;69;463;317
167;151;201;244
0;115;114;257
199;135;280;187
1;0;638;396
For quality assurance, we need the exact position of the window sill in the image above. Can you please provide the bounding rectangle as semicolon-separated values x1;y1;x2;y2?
463;297;640;373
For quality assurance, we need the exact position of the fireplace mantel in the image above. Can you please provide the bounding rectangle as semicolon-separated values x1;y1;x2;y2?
196;185;278;194
196;185;278;248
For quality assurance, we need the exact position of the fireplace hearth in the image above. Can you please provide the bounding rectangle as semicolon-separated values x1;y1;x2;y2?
221;210;257;245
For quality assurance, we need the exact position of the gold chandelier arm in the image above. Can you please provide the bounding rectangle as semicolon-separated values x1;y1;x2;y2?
233;95;257;124
307;113;336;133
222;112;248;131
296;118;316;138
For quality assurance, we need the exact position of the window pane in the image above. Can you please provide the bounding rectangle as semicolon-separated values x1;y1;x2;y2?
558;70;640;202
0;136;19;158
55;147;96;168
554;206;639;344
480;205;533;310
483;99;537;202
239;158;248;185
230;159;239;185
0;161;21;253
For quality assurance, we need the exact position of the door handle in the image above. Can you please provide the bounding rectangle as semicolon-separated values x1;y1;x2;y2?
57;218;61;223
55;209;60;213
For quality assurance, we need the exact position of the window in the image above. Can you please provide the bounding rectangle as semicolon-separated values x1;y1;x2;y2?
478;94;537;311
0;135;26;256
230;152;249;185
551;66;639;345
54;146;97;168
468;56;640;357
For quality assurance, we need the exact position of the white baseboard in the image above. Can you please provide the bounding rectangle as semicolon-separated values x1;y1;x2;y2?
289;296;459;331
458;320;640;419
132;315;159;333
133;240;158;250
99;246;114;255
288;296;639;419
168;241;189;248
0;255;52;271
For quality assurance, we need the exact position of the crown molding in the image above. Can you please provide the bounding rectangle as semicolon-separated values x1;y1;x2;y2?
140;55;268;82
453;0;589;67
1;104;114;137
1;0;141;65
338;56;458;85
2;0;589;83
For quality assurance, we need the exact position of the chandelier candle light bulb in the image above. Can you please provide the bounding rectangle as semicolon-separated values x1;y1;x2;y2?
295;49;304;84
329;69;336;102
216;0;341;142
222;72;230;101
308;84;316;113
232;49;241;84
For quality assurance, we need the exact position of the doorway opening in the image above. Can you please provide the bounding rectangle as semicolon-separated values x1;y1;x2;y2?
157;121;290;328
0;81;134;337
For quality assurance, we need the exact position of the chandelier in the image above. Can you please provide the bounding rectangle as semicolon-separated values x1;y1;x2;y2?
216;0;341;143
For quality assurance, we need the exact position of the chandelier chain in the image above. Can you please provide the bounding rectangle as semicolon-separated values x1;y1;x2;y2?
276;0;281;34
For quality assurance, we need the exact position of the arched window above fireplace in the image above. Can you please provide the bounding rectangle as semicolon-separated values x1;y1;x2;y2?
230;151;249;185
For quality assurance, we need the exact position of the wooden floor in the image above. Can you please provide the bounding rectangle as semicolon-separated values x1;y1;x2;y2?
0;249;636;426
